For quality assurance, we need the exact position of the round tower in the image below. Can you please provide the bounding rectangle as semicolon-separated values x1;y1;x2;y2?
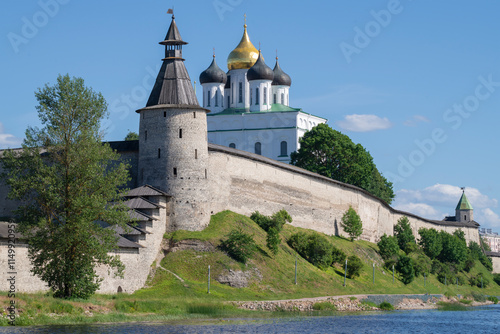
456;189;473;223
137;13;210;231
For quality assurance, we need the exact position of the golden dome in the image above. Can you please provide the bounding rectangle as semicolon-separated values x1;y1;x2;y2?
227;24;262;70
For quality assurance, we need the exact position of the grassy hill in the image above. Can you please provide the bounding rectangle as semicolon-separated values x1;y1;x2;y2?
2;210;499;326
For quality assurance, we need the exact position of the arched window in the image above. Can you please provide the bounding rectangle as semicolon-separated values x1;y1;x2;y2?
238;82;243;103
281;93;284;104
273;94;277;104
250;88;252;105
207;91;210;107
264;87;267;105
280;141;287;156
229;143;236;149
215;90;218;106
254;142;261;155
227;96;230;108
256;88;260;105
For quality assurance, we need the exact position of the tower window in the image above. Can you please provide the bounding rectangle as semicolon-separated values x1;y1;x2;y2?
145;130;147;141
274;94;277;104
255;142;261;155
281;93;284;104
280;141;288;156
229;143;236;149
173;168;177;176
215;90;218;106
193;111;196;118
264;87;267;105
207;91;210;107
158;148;161;158
164;111;166;117
464;215;467;220
256;88;260;105
195;149;198;159
179;129;183;138
238;82;243;103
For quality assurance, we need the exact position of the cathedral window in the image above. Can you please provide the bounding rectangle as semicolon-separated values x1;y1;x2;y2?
280;141;288;156
255;142;261;155
264;87;267;105
281;93;284;105
256;88;260;105
227;96;230;108
274;94;277;104
239;82;243;103
215;90;218;106
231;84;234;104
164;111;166;117
229;143;236;149
207;91;210;107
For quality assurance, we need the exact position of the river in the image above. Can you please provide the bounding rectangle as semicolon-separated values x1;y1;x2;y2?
1;305;499;333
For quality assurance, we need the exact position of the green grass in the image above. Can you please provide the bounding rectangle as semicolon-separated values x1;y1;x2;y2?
378;301;394;310
3;210;500;326
312;302;337;311
437;302;467;311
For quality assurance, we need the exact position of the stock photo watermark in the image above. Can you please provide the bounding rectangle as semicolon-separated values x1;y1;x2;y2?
339;0;413;64
6;223;17;325
385;74;500;184
213;0;243;21
7;0;70;54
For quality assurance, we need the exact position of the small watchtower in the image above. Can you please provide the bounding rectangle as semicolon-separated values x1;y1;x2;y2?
456;188;473;223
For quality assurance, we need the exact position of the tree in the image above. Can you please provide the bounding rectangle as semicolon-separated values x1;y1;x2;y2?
396;255;415;284
124;131;139;141
0;75;130;299
220;228;256;264
287;232;333;270
377;234;400;260
341;206;363;241
438;231;468;266
290;123;394;204
346;255;363;279
394;216;416;254
250;209;292;255
418;228;442;259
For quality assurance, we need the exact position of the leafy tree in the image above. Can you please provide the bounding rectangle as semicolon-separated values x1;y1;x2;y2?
331;246;347;266
290;123;394;203
480;236;491;252
410;252;432;277
418;228;442;259
341;206;363;241
220;228;256;264
266;227;280;255
346;255;363;279
250;209;292;255
377;234;400;260
124;131;139;141
394;216;416;254
0;74;130;299
287;232;333;270
469;241;493;272
438;231;468;266
396;255;415;284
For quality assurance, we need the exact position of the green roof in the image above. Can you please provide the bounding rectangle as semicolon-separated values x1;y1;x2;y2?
456;192;473;210
207;104;327;120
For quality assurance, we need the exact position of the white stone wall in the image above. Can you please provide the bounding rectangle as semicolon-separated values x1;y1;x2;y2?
207;148;480;245
491;256;500;274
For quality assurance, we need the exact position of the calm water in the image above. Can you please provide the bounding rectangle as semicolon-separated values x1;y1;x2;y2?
1;305;499;333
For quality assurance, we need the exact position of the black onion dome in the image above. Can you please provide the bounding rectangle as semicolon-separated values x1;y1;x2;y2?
247;52;274;81
199;56;227;84
272;58;292;86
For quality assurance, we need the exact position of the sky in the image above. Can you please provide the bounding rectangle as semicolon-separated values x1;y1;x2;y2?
2;0;500;231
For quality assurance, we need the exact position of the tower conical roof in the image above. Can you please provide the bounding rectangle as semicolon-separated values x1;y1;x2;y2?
456;192;473;210
272;57;292;86
227;24;260;70
199;55;227;84
160;15;187;45
247;51;274;81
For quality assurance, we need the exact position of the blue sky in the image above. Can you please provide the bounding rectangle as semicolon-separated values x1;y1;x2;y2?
2;0;500;230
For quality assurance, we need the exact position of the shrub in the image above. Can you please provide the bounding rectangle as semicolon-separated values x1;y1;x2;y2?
287;232;309;255
439;231;468;266
436;264;455;285
220;228;256;264
459;299;473;305
379;301;394;310
493;273;500;286
377;234;400;260
471;291;487;302
396;255;415;284
251;210;292;255
266;227;280;255
341;206;363;241
487;296;498;304
288;232;333;269
313;302;337;311
331;246;346;266
250;211;271;231
346;255;363;279
469;273;489;288
463;255;475;273
411;253;432;278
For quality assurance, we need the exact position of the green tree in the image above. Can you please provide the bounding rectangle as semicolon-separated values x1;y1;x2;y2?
377;234;400;260
250;209;292;255
346;255;363;279
220;228;257;264
396;255;415;284
394;216;416;254
124;131;139;141
290;123;394;204
418;228;442;259
0;75;130;299
438;231;468;266
341;206;363;241
287;232;333;270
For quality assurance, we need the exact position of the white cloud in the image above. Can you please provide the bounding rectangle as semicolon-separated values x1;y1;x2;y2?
0;122;23;149
477;208;500;229
403;115;430;127
336;114;392;132
394;202;444;220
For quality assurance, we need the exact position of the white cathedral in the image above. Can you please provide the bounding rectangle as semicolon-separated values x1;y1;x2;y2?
200;23;326;163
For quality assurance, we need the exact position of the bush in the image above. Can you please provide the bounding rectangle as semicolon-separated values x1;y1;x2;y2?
341;206;363;241
411;253;432;278
251;210;292;255
287;232;309;255
471;291;487;302
463;255;475;273
394;216;416;254
493;273;500;286
312;302;337;311
266;227;280;255
377;234;400;260
288;232;333;269
331;246;346;266
436;264;455;285
220;228;257;264
346;255;363;279
396;255;415;284
379;301;394;310
487;296;498;304
439;231;468;266
469;273;489;288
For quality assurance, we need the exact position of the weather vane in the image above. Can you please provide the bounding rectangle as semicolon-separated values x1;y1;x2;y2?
244;13;247;25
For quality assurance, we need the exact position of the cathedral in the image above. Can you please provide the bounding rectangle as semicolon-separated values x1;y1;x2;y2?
200;21;326;163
